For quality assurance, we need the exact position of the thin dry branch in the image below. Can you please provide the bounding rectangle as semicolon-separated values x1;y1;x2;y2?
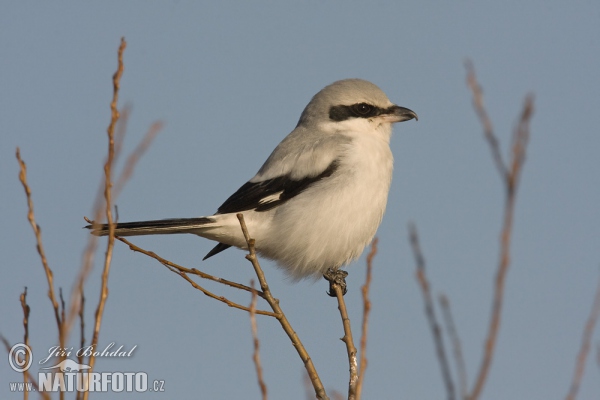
66;105;131;337
76;288;86;400
1;336;50;400
439;294;468;400
66;115;160;338
466;63;534;400
16;148;64;351
250;280;268;400
20;288;30;400
85;38;126;397
115;236;276;316
410;224;456;400
356;238;377;400
331;278;359;400
236;213;330;400
465;60;507;180
113;121;162;198
565;276;600;400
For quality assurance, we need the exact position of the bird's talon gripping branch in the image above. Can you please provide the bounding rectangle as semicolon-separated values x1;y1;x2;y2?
323;268;349;297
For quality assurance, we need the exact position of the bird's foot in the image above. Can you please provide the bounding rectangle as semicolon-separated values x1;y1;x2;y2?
323;268;348;297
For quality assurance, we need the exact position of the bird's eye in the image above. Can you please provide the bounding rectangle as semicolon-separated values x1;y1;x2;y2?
352;103;374;116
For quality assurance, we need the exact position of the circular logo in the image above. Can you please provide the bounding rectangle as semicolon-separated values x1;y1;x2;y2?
8;343;32;372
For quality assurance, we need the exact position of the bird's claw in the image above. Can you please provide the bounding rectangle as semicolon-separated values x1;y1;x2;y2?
323;268;348;297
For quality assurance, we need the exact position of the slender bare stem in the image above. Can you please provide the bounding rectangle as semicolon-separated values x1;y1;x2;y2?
250;280;268;400
466;62;534;400
465;60;507;181
0;336;50;400
16;149;64;350
565;276;600;400
113;121;162;198
355;238;377;400
19;288;30;400
410;224;456;400
84;38;126;400
439;294;468;400
67;117;161;338
332;280;359;400
76;288;86;400
65;106;129;338
115;236;276;316
236;213;330;400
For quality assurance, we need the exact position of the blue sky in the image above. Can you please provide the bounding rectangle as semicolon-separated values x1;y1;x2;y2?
1;2;599;399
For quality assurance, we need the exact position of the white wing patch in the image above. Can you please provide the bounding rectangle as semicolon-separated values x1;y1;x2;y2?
258;191;284;206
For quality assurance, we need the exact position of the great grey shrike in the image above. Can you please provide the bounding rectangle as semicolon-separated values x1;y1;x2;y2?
88;79;417;281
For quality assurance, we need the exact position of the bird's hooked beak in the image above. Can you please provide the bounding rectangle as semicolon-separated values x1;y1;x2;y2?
382;105;418;123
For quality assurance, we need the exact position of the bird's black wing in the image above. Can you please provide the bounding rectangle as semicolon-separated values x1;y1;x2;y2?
216;159;340;214
203;159;340;261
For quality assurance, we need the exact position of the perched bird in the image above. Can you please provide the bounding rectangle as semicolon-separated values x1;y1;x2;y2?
87;79;417;282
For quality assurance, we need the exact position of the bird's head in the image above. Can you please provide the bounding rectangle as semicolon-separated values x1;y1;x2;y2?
297;79;417;137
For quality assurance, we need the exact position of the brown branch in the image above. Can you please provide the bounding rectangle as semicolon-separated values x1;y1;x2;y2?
20;288;30;400
66;115;160;339
465;60;507;180
85;38;126;399
236;213;330;400
355;238;377;400
15;148;64;352
115;236;276;316
113;121;163;198
76;288;86;400
65;105;131;338
331;277;359;400
0;336;50;400
565;275;600;400
410;223;456;400
439;294;468;400
466;63;534;400
250;280;268;400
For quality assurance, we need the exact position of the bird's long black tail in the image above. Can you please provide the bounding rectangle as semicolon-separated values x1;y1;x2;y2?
85;217;215;237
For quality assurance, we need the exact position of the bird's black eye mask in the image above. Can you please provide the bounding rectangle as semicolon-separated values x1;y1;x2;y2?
328;102;391;121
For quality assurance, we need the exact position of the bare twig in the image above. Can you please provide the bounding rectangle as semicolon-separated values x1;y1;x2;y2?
16;148;64;352
65;106;132;338
76;288;86;400
410;224;455;400
565;276;600;400
331;277;359;400
466;63;534;400
0;336;49;400
250;280;268;400
19;288;30;400
85;38;126;399
439;294;468;400
237;213;330;400
113;121;163;198
66;116;161;338
465;60;507;180
355;238;377;400
114;236;276;316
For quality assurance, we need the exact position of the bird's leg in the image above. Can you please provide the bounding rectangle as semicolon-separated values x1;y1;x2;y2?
323;268;348;297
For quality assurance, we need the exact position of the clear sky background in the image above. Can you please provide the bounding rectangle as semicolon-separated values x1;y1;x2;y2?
1;2;599;399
